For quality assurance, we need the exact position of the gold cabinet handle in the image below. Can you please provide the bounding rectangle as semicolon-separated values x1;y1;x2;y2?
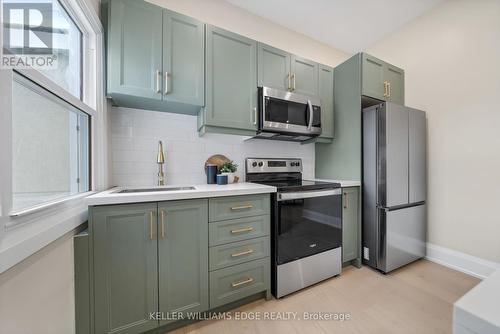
383;81;388;97
164;71;169;95
230;226;253;234
155;70;161;94
231;277;254;288
230;204;253;211
231;249;254;258
343;192;348;209
387;81;391;98
149;211;155;240
292;73;296;91
287;73;291;91
160;210;166;239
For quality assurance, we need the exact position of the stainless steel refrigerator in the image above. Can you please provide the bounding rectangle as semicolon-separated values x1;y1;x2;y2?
362;102;427;273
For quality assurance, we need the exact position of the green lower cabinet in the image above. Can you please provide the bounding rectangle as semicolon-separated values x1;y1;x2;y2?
87;196;271;333
209;257;270;308
158;199;209;325
92;203;159;334
342;187;361;265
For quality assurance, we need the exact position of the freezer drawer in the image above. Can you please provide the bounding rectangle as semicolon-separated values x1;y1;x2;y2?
379;204;426;273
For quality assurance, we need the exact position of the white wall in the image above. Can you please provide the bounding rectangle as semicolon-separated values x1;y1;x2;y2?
146;0;349;68
0;232;76;334
366;0;500;262
111;107;315;186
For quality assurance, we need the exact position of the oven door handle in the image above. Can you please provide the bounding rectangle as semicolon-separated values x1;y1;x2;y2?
278;188;341;201
307;99;314;131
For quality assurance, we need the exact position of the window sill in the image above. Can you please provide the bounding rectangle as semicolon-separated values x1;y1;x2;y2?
9;191;94;218
0;195;91;273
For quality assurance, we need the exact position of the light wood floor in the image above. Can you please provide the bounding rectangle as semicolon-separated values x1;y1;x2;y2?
169;260;479;334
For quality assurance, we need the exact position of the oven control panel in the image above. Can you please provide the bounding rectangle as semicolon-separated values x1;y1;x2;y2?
246;158;303;173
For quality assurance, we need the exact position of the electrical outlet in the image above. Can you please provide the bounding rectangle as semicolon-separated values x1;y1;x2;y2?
363;247;369;260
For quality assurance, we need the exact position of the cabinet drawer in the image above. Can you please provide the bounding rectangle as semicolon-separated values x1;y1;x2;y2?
209;236;269;271
210;258;270;308
209;194;270;222
209;215;270;246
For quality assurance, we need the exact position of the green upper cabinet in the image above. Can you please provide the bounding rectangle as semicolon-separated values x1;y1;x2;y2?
361;52;405;104
318;64;334;140
257;43;320;96
107;0;163;100
106;0;204;114
92;203;159;334
257;43;291;91
162;10;205;106
385;64;405;104
361;53;385;101
290;55;319;96
158;199;209;326
200;25;257;135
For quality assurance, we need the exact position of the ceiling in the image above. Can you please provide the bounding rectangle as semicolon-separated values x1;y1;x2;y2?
225;0;444;53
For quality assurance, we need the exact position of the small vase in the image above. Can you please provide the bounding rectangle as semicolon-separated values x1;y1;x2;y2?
220;172;235;184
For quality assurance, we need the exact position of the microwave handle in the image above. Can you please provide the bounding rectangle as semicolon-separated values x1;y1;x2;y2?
307;100;313;130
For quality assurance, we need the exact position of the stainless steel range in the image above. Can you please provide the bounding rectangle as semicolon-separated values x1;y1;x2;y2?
246;158;342;298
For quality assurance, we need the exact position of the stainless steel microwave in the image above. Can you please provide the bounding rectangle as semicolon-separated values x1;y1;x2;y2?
256;86;321;141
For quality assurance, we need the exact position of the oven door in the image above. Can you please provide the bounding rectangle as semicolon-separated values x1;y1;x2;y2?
259;87;321;136
276;188;342;265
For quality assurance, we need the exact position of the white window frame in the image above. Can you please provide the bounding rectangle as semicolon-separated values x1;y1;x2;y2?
0;0;106;273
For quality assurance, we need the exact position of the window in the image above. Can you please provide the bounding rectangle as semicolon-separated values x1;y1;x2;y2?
0;0;104;272
39;0;83;98
3;0;83;98
11;73;89;213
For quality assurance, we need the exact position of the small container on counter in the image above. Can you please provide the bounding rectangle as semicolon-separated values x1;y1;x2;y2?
216;174;228;185
206;164;218;184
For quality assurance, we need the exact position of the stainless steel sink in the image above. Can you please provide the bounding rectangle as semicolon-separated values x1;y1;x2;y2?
117;186;196;194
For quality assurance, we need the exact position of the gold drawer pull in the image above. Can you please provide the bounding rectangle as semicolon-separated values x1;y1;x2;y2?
231;277;254;288
160;210;166;239
230;204;253;211
230;226;253;234
231;249;254;258
149;211;154;240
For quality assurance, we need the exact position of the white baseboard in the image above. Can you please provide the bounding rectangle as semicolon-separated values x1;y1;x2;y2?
426;243;500;279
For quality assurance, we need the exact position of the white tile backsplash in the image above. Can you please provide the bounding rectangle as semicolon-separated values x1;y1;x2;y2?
110;107;315;186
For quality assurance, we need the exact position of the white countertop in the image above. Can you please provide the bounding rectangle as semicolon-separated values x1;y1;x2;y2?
453;269;500;333
314;179;361;187
86;182;277;206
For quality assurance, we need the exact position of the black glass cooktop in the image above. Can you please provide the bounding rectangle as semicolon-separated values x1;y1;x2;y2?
253;179;340;192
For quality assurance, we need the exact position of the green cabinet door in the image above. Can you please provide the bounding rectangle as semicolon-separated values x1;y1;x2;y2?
342;187;360;263
162;10;205;106
107;0;162;100
257;43;291;91
385;64;405;105
291;55;319;96
361;53;386;101
92;203;158;334
318;64;334;139
158;199;209;325
204;25;257;131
